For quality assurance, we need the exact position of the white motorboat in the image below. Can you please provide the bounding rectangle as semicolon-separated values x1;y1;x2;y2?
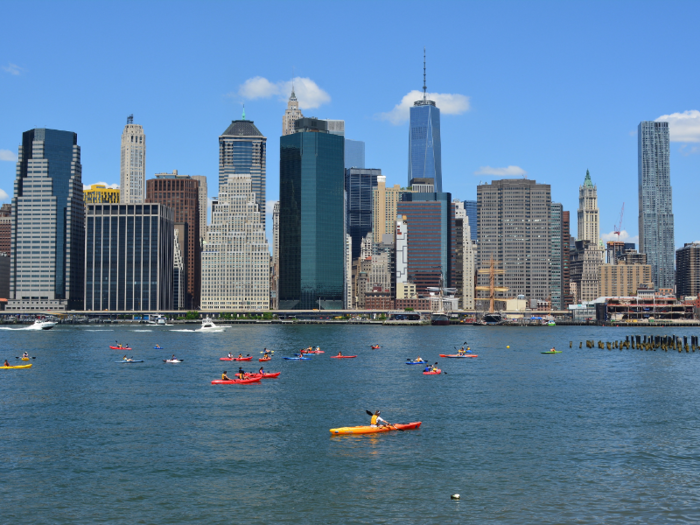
31;319;56;330
197;318;225;332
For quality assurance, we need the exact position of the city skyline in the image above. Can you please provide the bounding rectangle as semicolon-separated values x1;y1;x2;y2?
1;2;698;249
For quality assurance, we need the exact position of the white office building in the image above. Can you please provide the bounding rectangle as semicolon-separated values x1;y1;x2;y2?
120;115;146;204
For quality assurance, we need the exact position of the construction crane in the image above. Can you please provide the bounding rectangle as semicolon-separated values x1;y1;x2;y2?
475;255;510;313
613;203;625;241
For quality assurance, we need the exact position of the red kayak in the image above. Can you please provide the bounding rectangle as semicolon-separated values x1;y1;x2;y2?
370;345;380;349
110;346;132;350
245;372;281;379
211;377;261;385
331;355;357;359
423;369;442;375
219;356;253;361
259;357;271;362
439;354;478;358
302;350;324;354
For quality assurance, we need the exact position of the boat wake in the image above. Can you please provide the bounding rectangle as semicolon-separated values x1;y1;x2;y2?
0;325;49;331
131;330;153;332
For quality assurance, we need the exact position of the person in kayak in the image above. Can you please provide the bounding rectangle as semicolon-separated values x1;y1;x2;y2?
549;347;556;352
171;354;176;361
416;356;423;362
337;351;343;357
370;410;388;428
431;364;439;372
315;346;321;352
222;370;231;381
238;353;243;359
263;348;271;355
227;352;233;358
155;344;162;349
457;347;466;355
258;366;265;375
22;352;29;358
3;359;9;366
424;364;432;372
237;367;245;379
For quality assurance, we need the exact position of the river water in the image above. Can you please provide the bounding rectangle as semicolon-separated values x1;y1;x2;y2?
2;324;700;524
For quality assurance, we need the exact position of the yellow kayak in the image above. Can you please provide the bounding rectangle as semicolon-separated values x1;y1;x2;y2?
330;422;421;435
21;357;30;361
1;364;32;369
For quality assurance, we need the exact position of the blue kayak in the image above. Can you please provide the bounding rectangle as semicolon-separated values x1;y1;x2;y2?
405;361;427;365
153;346;164;349
283;356;311;361
116;360;144;363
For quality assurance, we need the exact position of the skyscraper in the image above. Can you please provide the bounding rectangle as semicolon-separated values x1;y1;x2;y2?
453;201;475;310
577;170;599;243
279;118;345;310
271;201;280;309
550;203;563;310
477;179;551;304
219;117;267;224
408;50;442;192
345;139;365;169
639;120;675;288
346;168;381;260
8;129;84;311
201;174;269;310
562;211;573;307
282;88;304;136
191;175;208;240
146;171;200;309
676;243;700;298
372;177;413;242
464;200;477;242
84;203;174;311
120;115;146;204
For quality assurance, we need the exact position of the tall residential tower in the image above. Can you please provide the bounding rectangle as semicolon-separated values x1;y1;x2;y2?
120;115;146;204
577;170;599;243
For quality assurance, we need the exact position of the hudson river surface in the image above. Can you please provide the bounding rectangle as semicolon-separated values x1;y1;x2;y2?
3;324;700;524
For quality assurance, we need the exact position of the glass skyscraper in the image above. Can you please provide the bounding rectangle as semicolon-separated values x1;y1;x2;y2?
345;168;381;260
345;139;365;169
408;100;442;192
464;200;477;242
219;119;267;225
8;128;84;311
279;118;345;310
638;121;675;289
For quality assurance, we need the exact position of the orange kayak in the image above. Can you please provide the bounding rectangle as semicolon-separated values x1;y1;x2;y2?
330;422;421;435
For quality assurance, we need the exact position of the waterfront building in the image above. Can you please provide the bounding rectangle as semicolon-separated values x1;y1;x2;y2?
346;168;381;259
201;174;269;310
282;88;304;136
84;184;119;204
84;203;174;311
638;120;675;288
219;117;267;224
562;211;573;307
464;200;477;242
599;251;651;298
279;118;345;310
8;129;84;311
408;52;442;192
550;203;563;310
453;201;475;310
477;179;551;305
372;176;413;242
146;171;200;309
569;240;604;303
676;242;700;298
577;170;599;243
396;192;453;295
345;139;365;169
191;175;208;240
173;228;185;310
120;115;146;204
271;201;280;310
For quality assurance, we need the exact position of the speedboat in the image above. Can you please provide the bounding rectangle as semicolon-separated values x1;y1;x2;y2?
197;318;225;332
31;318;56;330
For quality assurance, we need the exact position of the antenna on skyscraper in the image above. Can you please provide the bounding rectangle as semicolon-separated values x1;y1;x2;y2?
127;114;133;125
242;104;246;120
423;47;427;102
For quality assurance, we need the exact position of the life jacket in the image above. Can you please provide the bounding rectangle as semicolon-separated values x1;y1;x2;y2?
371;415;378;425
222;373;227;380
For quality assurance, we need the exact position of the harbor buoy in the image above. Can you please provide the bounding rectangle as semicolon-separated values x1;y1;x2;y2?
506;346;510;349
451;494;460;500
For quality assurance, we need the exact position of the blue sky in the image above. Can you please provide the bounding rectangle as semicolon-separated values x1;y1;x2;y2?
1;0;698;247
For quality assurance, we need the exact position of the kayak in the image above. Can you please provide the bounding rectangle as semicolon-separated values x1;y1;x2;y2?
163;359;183;363
330;422;422;435
331;355;357;359
116;360;144;363
370;346;380;349
423;369;442;375
110;346;132;350
405;360;427;365
21;357;30;361
302;350;324;354
246;372;281;379
211;377;261;385
1;364;32;369
154;346;164;349
439;354;478;358
219;356;253;361
283;356;311;360
541;351;562;354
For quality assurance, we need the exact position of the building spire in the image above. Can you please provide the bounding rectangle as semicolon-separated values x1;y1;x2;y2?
423;47;427;102
242;104;246;120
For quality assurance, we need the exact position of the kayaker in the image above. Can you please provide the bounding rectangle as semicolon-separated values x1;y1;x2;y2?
3;359;9;367
171;354;176;361
337;351;343;357
370;410;388;428
416;356;423;362
315;346;321;352
22;351;29;358
263;347;271;355
550;347;556;353
457;347;465;355
238;353;243;359
432;364;439;372
237;367;245;379
123;355;128;361
258;366;265;375
155;344;161;349
227;352;233;358
222;370;231;381
424;364;432;372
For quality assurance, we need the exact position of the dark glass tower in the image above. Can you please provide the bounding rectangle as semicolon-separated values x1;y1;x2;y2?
8;128;84;311
408;51;442;192
345;168;381;259
279;118;345;310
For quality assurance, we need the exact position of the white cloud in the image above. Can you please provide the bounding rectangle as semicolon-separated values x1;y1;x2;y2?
473;165;527;177
655;110;700;142
2;63;24;76
0;149;17;162
0;189;9;201
378;90;470;125
237;76;331;110
601;230;639;245
266;200;277;216
83;182;119;190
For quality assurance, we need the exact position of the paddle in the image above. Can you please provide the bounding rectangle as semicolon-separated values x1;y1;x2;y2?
15;356;36;359
365;409;404;431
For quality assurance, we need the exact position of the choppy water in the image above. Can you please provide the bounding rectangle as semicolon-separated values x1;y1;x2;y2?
3;324;700;524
